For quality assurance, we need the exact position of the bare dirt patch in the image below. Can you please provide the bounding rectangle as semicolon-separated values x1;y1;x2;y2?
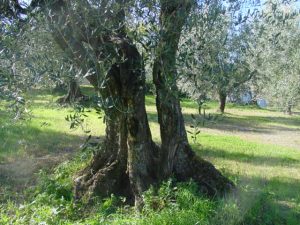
0;150;74;202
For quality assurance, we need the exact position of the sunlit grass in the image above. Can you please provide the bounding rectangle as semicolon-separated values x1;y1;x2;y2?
194;133;300;224
0;105;104;162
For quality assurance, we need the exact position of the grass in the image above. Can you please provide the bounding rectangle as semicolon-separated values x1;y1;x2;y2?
0;86;300;224
197;134;300;224
0;88;104;162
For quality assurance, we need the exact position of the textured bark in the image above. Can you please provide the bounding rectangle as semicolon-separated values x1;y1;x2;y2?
46;1;158;205
219;91;227;114
74;42;158;207
57;79;85;104
74;64;129;200
119;41;159;207
153;0;192;178
152;0;233;196
74;116;130;200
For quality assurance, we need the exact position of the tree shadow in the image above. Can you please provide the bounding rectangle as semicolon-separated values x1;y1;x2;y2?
146;111;281;134
0;115;103;202
199;146;299;167
182;112;300;134
229;174;300;225
0;113;92;161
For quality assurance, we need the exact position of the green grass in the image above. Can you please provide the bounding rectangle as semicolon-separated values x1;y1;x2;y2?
0;87;300;224
196;133;300;224
0;88;104;162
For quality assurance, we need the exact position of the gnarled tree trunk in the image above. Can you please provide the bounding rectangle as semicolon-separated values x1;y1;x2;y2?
46;1;158;206
75;41;159;208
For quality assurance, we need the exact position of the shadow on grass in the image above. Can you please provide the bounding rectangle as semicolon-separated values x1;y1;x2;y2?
199;146;299;167
241;115;300;127
230;175;300;225
23;86;96;106
146;111;274;134
25;90;300;133
27;88;65;98
80;85;96;96
27;85;96;98
0;113;89;161
183;112;299;134
145;95;300;134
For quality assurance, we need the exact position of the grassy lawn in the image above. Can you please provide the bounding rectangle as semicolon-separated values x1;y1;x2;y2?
0;88;104;162
0;87;300;224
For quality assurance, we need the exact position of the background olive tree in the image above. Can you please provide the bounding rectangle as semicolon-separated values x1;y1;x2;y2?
247;0;300;114
177;0;257;113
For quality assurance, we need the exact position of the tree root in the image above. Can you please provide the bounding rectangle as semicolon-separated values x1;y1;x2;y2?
74;144;234;205
74;156;132;202
174;145;234;197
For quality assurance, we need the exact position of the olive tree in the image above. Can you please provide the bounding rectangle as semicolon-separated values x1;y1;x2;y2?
177;0;257;113
1;0;233;208
249;1;300;114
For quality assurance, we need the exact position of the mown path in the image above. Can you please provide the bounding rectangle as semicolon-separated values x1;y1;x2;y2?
203;121;300;150
181;105;300;150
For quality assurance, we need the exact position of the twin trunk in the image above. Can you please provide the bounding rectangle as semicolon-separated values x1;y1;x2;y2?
48;0;233;207
75;1;233;206
75;42;233;207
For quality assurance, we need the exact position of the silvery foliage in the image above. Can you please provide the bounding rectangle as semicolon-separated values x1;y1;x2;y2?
0;13;79;119
1;0;161;118
176;0;259;102
249;0;300;111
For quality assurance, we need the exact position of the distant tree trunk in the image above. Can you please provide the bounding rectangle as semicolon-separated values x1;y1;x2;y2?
219;91;227;113
152;0;233;196
285;103;292;115
57;79;85;104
